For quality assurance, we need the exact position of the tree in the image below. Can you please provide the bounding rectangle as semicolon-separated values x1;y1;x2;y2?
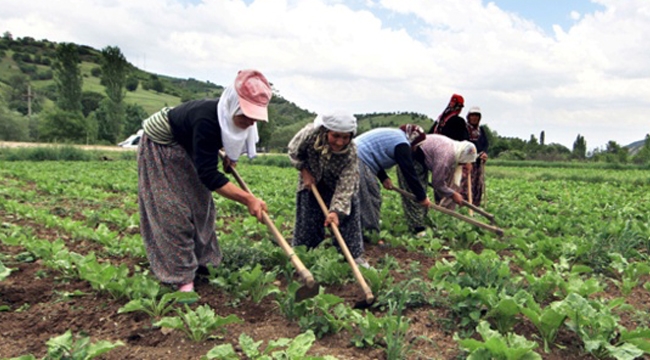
0;99;29;141
257;106;276;150
540;130;545;146
5;74;42;115
151;78;164;93
123;103;148;136
53;43;83;113
594;140;630;163
39;108;89;143
81;91;106;117
100;46;128;143
572;134;587;159
125;76;139;91
100;46;127;104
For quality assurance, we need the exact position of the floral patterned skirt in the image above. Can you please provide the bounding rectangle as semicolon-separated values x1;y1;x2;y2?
137;134;222;285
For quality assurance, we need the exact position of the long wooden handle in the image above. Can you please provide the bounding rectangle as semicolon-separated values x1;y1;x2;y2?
481;160;487;206
310;185;374;303
392;186;417;200
220;152;315;287
391;187;503;236
460;200;495;223
467;167;474;217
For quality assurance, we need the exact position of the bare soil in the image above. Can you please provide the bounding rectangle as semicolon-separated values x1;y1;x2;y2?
0;214;609;360
1;171;648;360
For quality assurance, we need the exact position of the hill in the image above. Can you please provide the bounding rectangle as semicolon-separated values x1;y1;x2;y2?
2;34;646;160
625;138;646;156
0;34;437;149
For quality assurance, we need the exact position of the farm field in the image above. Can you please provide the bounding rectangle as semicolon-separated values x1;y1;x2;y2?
1;159;650;360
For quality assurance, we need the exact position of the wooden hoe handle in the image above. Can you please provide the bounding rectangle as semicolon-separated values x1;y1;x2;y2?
391;187;503;236
310;184;374;303
220;152;315;287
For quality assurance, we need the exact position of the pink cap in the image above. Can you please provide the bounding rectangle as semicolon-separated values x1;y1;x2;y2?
234;69;272;122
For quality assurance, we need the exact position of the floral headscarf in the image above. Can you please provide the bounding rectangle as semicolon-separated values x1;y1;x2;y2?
399;124;426;147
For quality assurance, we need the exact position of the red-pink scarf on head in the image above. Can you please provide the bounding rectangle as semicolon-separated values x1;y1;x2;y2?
433;94;464;134
399;124;426;147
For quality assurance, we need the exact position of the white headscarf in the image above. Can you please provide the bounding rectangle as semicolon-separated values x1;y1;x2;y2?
452;140;477;186
312;111;357;157
455;141;477;164
313;111;357;135
217;85;259;161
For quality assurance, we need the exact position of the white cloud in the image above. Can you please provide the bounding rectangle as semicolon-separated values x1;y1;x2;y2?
570;11;581;21
2;0;648;149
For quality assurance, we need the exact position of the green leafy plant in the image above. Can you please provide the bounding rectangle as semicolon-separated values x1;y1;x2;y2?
294;293;349;338
346;310;391;348
359;265;394;298
428;249;516;291
383;295;415;360
0;260;13;281
558;293;650;359
236;264;280;303
76;255;132;299
308;247;352;286
118;290;198;319
521;269;563;304
609;253;650;296
201;330;338;360
477;288;529;334
519;296;567;353
275;281;307;321
375;277;431;311
437;283;484;330
455;320;541;360
154;304;243;342
210;264;279;305
9;330;124;360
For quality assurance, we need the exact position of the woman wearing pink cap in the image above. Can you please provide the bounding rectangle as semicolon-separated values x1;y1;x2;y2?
138;69;271;293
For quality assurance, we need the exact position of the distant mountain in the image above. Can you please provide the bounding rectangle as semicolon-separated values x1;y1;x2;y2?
625;138;647;156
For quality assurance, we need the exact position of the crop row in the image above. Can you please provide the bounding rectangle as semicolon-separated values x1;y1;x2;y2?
1;159;650;359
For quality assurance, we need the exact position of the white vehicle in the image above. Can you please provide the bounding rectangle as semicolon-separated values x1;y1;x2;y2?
118;129;143;148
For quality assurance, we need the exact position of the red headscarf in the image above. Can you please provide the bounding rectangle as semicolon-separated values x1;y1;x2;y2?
432;94;464;134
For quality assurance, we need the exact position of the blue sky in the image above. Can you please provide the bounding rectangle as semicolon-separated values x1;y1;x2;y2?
490;0;605;33
2;0;648;149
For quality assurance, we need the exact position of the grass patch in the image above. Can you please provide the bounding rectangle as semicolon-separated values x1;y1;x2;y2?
0;146;136;161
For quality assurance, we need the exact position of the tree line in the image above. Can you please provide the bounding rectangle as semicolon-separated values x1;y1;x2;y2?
0;33;224;145
481;127;650;165
0;33;147;144
1;32;648;165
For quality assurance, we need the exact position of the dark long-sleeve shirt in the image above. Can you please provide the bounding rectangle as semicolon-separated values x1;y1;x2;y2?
167;99;229;191
469;125;489;165
377;144;426;201
429;115;469;142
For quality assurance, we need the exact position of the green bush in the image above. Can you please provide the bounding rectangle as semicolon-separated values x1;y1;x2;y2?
0;146;92;161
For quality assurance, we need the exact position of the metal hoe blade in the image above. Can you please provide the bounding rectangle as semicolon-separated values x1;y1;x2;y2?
353;298;375;310
296;283;320;302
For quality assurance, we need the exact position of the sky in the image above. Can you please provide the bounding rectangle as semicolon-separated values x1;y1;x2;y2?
2;0;649;150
